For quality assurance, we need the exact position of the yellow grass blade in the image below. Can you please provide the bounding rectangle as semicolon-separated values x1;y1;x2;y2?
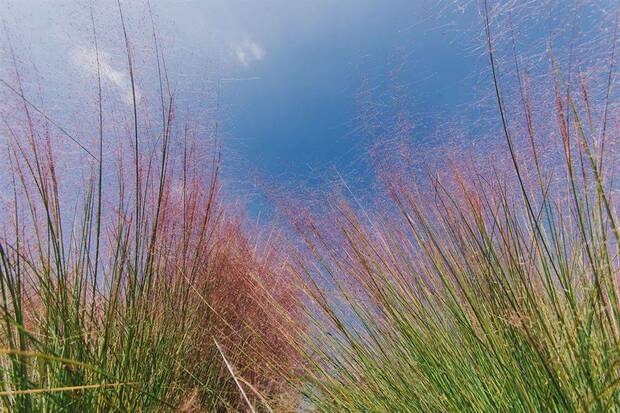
0;382;138;396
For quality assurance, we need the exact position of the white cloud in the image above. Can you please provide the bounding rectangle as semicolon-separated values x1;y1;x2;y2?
70;46;141;105
234;40;265;67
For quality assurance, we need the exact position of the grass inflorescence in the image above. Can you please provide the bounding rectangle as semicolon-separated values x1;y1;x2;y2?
1;1;620;412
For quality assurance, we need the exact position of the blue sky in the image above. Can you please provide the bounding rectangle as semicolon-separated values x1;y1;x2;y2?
3;0;614;215
206;1;480;180
1;1;482;190
207;1;483;194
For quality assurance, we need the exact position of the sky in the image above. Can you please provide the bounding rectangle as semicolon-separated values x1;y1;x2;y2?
1;0;615;214
0;0;481;178
187;1;480;178
140;0;485;197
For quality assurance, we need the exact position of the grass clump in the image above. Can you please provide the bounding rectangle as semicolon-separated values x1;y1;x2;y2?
0;29;294;413
269;4;620;412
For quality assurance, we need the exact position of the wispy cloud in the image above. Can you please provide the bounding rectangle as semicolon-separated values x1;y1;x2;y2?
233;40;265;67
70;46;140;105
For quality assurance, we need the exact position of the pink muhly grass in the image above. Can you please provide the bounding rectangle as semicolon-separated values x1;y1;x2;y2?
0;14;298;411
